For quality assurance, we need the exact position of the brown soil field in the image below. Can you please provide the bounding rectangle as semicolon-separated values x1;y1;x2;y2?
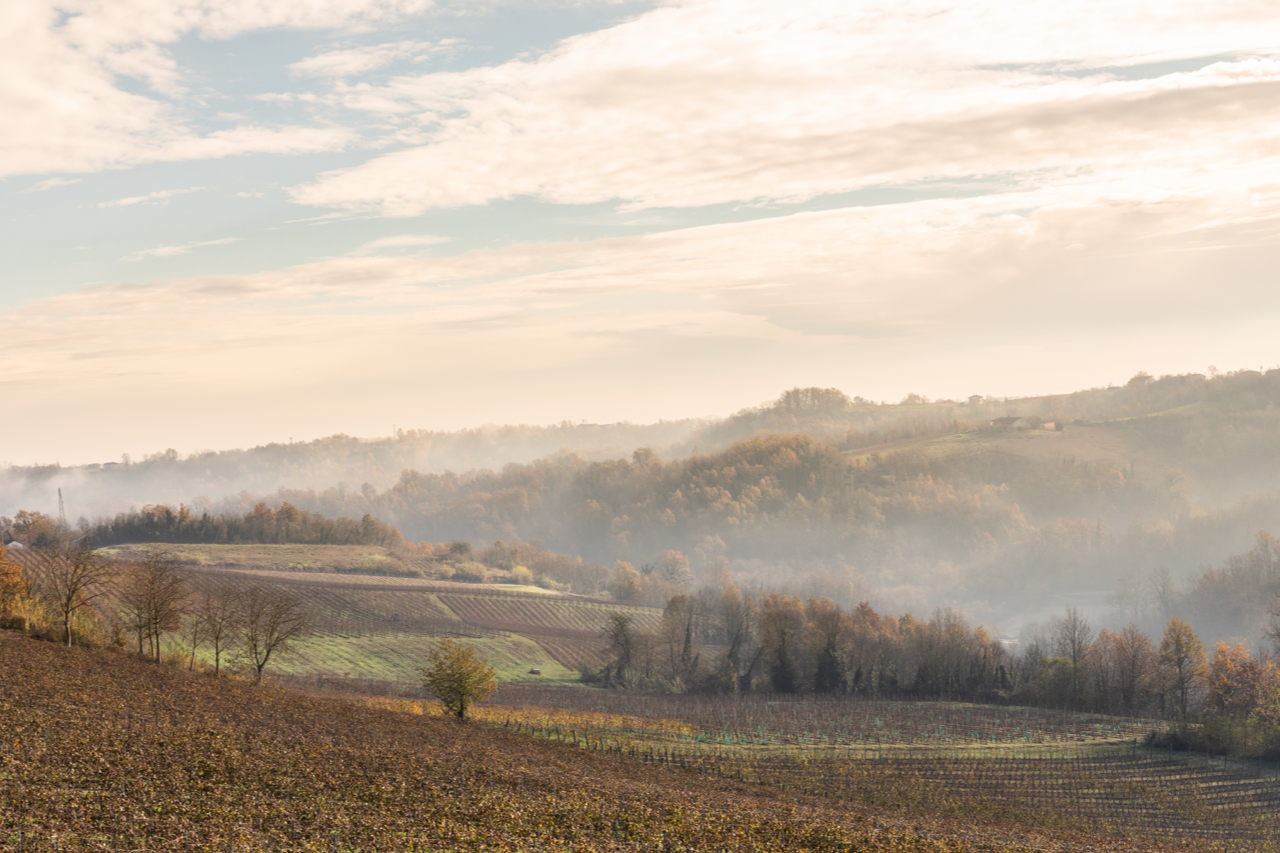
0;630;1207;853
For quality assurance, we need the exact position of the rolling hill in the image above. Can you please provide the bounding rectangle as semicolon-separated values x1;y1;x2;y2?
0;628;1214;853
97;543;664;687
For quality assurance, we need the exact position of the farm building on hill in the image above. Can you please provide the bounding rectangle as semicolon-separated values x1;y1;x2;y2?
988;416;1024;430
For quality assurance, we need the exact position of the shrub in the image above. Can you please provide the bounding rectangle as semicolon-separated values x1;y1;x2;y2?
452;562;489;583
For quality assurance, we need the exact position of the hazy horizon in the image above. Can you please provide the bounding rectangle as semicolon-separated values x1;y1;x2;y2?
0;365;1265;468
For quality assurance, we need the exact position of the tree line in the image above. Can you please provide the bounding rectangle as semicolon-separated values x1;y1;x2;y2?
592;581;1280;756
77;502;404;547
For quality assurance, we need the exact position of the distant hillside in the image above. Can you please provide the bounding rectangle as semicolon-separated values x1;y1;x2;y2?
227;370;1280;637
0;419;705;520
9;369;1280;637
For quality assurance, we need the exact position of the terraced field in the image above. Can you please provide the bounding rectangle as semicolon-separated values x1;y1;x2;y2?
165;550;663;686
412;689;1280;850
495;688;1165;751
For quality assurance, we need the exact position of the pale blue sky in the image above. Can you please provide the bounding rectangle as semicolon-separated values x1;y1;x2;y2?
4;0;1280;465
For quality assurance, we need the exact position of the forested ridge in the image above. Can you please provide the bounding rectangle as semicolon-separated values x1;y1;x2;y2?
172;370;1280;637
9;366;1279;520
10;368;1280;635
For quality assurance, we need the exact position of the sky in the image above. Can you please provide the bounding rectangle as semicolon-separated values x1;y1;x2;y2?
4;0;1280;466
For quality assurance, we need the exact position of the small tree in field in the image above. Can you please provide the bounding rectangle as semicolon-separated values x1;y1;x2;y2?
235;585;309;684
419;639;498;720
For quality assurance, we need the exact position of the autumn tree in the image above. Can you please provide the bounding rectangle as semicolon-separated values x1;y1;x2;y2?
776;387;852;414
805;597;848;695
716;583;758;692
235;585;309;683
1159;616;1207;717
27;541;115;647
0;544;29;609
9;510;64;548
418;639;498;720
653;550;694;586
607;560;643;602
1207;642;1262;720
276;502;301;542
1112;625;1158;716
760;594;804;693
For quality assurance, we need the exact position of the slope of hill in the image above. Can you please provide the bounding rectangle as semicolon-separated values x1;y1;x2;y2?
0;631;1202;853
142;549;665;686
0;420;706;521
11;369;1280;640
238;374;1280;633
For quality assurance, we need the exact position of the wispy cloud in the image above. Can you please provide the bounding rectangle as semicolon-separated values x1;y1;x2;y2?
99;186;206;208
123;237;240;261
288;39;461;78
289;1;1280;216
358;234;450;251
22;177;82;193
0;0;427;181
8;170;1280;462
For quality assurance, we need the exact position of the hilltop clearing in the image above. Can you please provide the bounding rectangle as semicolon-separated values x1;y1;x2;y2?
97;543;420;577
0;631;1204;853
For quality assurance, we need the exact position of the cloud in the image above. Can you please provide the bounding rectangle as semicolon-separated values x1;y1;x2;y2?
123;236;240;261
288;0;1280;216
358;233;451;250
7;164;1280;460
0;0;431;180
22;177;82;193
99;186;205;208
15;172;1280;375
289;39;459;78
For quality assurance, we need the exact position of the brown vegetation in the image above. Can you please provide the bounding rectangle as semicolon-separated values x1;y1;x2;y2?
0;630;1219;853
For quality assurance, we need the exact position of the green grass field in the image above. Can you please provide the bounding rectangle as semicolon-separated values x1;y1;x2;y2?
263;631;579;685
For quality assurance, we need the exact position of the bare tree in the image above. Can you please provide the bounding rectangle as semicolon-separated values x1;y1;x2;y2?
27;541;115;647
197;581;242;678
235;585;309;683
181;606;205;671
1268;594;1280;653
1052;607;1094;708
116;547;189;663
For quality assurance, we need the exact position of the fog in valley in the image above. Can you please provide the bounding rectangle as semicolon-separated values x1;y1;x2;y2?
7;369;1280;652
